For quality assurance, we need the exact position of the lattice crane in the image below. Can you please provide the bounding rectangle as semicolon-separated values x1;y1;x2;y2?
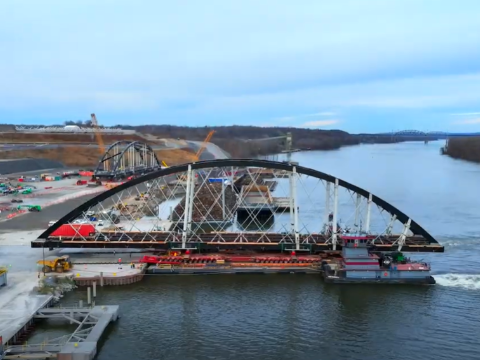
90;113;105;155
195;130;215;161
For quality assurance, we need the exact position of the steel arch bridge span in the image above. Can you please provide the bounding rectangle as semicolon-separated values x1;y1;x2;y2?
35;159;442;253
94;141;162;180
390;130;449;138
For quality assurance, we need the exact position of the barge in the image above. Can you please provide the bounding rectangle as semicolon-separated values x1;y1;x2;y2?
142;254;322;275
322;236;435;284
139;235;436;285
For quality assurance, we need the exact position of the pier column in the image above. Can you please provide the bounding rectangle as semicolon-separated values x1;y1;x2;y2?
292;167;300;250
182;165;193;249
93;281;97;306
324;182;331;233
87;287;92;307
365;193;372;234
332;178;339;250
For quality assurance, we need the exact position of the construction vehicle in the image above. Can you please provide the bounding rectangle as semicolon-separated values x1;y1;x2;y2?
17;204;41;212
37;255;72;273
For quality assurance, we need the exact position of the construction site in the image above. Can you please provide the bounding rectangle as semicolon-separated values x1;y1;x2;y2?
0;114;228;173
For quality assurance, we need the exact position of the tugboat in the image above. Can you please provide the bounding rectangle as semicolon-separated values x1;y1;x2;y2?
322;235;436;284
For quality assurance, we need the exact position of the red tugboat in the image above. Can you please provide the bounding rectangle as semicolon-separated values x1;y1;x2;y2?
322;235;435;284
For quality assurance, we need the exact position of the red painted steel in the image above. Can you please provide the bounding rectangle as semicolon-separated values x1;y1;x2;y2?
51;224;96;237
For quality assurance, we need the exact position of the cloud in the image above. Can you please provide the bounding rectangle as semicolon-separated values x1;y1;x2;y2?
450;112;480;116
453;118;480;125
275;111;336;123
301;120;339;128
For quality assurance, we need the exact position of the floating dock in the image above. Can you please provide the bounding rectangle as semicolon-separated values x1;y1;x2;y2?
2;305;119;360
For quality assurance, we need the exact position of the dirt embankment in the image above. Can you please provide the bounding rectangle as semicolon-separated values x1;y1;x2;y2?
0;147;198;168
0;132;162;144
444;137;480;163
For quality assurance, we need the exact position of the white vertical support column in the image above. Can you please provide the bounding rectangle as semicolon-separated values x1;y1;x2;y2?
332;178;339;250
289;172;295;235
221;179;226;220
181;165;192;249
397;218;411;252
292;167;300;250
187;169;195;233
144;144;147;166
324;182;331;232
385;214;397;235
365;193;372;234
354;193;361;230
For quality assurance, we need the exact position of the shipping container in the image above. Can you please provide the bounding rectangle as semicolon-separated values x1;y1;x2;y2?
51;224;96;237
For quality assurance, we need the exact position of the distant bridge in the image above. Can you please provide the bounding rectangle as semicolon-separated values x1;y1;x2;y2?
374;130;480;139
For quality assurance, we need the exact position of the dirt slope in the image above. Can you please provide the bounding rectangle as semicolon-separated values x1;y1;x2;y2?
0;147;197;168
0;132;163;144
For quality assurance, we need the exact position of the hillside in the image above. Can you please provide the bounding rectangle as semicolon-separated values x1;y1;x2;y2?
122;125;360;157
0;132;160;145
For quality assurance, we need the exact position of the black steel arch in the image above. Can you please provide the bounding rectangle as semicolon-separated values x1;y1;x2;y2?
94;140;161;179
39;159;438;244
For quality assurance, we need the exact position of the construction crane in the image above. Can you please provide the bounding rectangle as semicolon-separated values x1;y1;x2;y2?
195;130;215;161
90;113;105;155
245;132;293;162
176;130;216;181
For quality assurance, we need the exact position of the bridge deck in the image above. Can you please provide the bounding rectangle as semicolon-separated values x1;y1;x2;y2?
33;232;444;252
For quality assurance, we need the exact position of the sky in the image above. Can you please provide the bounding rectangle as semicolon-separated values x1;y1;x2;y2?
2;0;480;133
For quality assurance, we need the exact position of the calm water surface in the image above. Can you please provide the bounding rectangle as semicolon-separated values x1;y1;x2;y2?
53;142;480;360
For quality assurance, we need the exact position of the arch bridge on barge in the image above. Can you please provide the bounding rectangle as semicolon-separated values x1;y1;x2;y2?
33;159;444;253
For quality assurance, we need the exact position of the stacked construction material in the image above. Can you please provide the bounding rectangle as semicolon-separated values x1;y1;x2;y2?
172;183;237;222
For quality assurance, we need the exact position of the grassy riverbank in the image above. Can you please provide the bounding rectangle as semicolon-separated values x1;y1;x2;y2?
444;137;480;163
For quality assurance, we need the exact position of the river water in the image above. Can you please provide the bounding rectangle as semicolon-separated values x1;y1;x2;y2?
49;142;480;360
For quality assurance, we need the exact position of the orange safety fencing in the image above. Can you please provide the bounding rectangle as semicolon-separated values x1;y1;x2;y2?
7;209;27;219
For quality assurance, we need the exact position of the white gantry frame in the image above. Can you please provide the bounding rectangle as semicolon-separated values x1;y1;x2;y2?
38;159;439;250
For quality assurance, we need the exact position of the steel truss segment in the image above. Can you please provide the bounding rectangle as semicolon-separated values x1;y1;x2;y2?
94;141;162;180
38;159;438;246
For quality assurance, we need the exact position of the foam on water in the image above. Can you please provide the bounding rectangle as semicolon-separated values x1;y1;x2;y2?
435;274;480;290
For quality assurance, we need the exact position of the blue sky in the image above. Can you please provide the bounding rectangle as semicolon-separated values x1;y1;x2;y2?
2;0;480;133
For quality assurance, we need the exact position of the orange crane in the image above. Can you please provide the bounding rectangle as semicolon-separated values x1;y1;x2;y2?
90;113;105;155
195;130;215;161
177;130;215;181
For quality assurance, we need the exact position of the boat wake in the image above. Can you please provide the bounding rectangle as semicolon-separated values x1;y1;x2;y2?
439;236;480;249
435;274;480;290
